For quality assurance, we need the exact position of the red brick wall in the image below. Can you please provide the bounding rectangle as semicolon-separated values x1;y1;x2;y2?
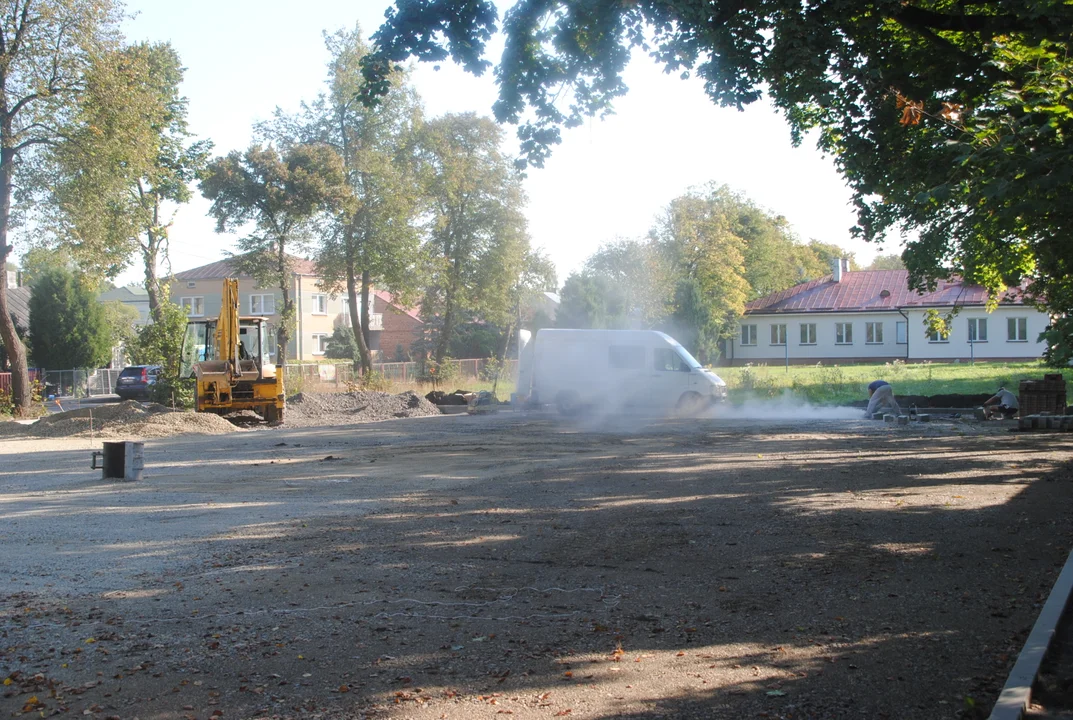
373;295;423;360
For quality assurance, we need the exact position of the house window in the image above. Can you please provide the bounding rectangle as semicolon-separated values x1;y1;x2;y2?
967;318;987;342
1008;317;1028;342
250;294;276;315
608;345;645;369
311;293;327;315
865;322;883;344
927;327;950;343
896;321;907;344
740;324;757;346
180;296;204;317
835;322;853;345
800;323;816;345
770;324;787;346
312;333;329;355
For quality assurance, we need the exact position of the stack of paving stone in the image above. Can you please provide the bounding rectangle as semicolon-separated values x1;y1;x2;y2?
1019;374;1068;417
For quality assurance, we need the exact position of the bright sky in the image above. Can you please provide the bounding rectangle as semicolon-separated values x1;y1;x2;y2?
104;0;890;288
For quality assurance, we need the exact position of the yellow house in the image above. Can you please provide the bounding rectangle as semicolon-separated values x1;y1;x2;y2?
168;255;384;362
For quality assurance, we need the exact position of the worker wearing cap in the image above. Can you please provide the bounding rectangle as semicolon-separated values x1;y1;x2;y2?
983;387;1019;419
866;379;902;417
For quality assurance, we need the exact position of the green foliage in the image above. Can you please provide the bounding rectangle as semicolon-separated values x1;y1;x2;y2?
356;371;392;392
556;274;627;329
363;0;1073;352
866;254;906;271
417;356;460;388
49;41;211;312
128;298;187;378
150;376;194;409
101;301;139;358
416;113;531;361
449;322;502;359
324;325;359;361
28;268;111;370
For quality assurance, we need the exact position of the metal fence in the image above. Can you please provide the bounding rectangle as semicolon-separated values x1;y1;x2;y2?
37;368;123;398
0;370;40;395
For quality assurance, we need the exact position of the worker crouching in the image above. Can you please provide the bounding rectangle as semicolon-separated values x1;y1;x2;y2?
866;380;902;417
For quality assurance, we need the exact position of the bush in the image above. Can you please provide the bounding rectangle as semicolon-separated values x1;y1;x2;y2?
151;376;195;409
325;326;359;360
418;357;460;388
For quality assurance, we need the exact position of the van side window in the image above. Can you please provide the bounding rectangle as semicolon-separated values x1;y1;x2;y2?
654;348;688;372
608;345;645;369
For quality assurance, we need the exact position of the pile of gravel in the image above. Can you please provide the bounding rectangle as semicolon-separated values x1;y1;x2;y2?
285;390;441;427
0;400;237;440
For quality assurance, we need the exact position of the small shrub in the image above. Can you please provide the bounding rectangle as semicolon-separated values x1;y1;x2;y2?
418;357;460;388
151;377;195;409
479;357;503;382
0;388;11;416
359;371;392;392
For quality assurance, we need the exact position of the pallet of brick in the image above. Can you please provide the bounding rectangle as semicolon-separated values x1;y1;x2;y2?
1019;375;1068;417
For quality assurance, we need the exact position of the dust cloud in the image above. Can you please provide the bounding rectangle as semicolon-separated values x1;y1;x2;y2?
704;392;863;421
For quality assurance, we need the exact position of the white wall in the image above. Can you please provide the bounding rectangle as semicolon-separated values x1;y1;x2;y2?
731;306;1048;363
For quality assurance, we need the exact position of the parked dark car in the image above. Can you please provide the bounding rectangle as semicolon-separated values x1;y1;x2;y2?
114;365;162;400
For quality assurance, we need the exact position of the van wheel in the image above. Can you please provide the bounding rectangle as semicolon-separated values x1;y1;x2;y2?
677;391;706;417
556;391;582;416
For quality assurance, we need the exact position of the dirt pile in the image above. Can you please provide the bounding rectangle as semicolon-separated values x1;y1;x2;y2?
0;401;238;440
285;390;441;427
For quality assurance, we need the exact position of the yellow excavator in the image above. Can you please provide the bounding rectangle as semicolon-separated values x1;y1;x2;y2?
180;278;285;423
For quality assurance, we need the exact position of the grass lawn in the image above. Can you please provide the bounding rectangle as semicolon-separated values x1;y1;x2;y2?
715;360;1072;405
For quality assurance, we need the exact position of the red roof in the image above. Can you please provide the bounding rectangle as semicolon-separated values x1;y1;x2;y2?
745;270;1028;314
172;254;317;281
374;289;423;322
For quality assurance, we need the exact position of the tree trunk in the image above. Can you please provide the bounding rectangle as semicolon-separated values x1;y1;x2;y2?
0;148;30;415
143;198;162;320
360;269;372;354
434;255;463;363
346;259;372;376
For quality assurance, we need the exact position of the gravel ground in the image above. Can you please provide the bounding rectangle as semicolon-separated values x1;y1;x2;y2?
0;401;238;440
1;413;1072;720
284;391;442;427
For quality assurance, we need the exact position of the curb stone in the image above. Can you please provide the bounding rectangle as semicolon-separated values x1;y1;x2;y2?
989;546;1073;720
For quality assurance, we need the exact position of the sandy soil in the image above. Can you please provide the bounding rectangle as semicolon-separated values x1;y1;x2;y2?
2;412;1072;720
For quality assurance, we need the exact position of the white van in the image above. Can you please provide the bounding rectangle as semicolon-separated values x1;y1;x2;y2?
516;329;728;415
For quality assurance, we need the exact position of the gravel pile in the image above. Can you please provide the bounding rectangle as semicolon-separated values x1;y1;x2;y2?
285;390;441;427
0;400;237;440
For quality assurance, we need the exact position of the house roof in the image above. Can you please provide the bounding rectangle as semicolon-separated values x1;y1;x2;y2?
172;254;318;281
373;290;423;322
6;286;30;329
745;270;1028;314
99;285;149;302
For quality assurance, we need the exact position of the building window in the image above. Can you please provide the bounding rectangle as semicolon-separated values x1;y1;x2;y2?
250;294;276;315
865;322;883;344
896;321;907;344
1008;317;1028;342
927;328;950;343
799;323;816;345
312;333;329;355
608;345;645;369
311;293;327;315
967;318;987;342
835;322;853;345
740;324;757;346
770;324;787;346
180;296;204;317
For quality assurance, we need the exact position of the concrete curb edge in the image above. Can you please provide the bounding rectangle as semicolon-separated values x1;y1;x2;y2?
988;545;1073;720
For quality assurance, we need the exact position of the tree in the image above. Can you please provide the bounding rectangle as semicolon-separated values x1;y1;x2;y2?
28;268;110;370
556;273;627;330
866;254;906;271
265;27;424;375
0;0;124;414
362;1;1073;355
200;144;347;366
417;113;531;362
652;189;750;360
582;239;668;326
51;42;211;319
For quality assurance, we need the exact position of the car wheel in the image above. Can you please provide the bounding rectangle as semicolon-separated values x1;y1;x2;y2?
676;391;706;417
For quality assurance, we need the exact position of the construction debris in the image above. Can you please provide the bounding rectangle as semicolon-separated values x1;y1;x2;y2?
285;390;441;427
0;401;238;439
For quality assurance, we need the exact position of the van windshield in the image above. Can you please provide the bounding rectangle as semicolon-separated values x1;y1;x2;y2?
677;347;703;369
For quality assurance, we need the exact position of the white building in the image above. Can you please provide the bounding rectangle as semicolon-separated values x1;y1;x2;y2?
725;263;1050;365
